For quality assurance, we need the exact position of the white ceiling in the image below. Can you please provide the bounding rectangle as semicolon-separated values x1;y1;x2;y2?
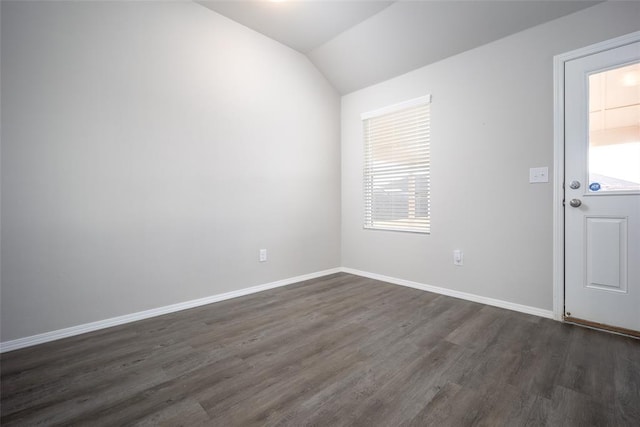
197;1;394;53
197;0;601;94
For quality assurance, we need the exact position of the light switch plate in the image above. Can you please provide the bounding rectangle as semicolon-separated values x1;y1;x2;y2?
529;167;549;183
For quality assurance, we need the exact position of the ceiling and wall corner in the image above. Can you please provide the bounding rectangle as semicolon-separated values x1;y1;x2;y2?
196;0;394;53
197;0;602;94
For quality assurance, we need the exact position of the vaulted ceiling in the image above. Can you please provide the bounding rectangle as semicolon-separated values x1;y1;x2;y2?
197;0;601;94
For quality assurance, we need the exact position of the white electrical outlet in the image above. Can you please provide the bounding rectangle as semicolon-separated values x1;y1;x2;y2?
453;250;463;266
259;249;267;262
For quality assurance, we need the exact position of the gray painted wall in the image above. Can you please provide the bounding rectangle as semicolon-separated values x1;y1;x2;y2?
2;1;638;344
1;1;341;341
341;2;640;311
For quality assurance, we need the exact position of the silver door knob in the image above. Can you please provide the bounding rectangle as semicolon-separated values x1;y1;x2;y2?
569;199;582;208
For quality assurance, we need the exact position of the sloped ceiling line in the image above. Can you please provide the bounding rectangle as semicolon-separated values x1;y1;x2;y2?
197;1;601;94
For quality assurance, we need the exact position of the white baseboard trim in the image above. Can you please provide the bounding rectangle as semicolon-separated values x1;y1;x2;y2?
0;267;342;353
340;267;554;320
0;266;554;353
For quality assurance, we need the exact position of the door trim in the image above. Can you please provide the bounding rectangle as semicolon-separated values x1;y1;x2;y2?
552;30;640;322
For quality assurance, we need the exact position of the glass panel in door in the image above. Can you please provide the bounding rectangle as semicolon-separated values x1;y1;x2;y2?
588;62;640;192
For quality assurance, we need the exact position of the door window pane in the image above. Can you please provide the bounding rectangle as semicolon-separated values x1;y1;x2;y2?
588;62;640;192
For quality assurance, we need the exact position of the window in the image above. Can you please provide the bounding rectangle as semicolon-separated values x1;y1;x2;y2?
362;95;431;233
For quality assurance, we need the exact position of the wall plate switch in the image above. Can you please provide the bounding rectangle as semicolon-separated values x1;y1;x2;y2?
453;250;463;266
529;167;549;183
259;249;267;262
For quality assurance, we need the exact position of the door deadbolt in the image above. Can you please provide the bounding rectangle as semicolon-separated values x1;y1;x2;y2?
569;180;581;189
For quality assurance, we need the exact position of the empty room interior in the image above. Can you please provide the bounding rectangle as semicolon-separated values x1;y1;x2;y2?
1;0;640;425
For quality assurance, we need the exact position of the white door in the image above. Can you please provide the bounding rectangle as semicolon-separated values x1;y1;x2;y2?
565;40;640;333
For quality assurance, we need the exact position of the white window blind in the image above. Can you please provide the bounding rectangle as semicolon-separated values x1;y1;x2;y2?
362;95;431;234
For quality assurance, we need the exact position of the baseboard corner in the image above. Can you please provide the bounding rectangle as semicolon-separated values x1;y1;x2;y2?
339;267;554;320
0;267;342;353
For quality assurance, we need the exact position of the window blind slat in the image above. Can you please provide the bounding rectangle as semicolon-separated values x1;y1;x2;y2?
362;97;431;234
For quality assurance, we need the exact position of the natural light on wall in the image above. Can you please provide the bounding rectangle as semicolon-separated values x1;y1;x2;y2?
588;62;640;192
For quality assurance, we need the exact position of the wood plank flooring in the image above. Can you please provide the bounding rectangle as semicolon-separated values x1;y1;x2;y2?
1;273;639;426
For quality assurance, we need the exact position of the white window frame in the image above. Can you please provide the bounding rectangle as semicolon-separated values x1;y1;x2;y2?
362;95;431;234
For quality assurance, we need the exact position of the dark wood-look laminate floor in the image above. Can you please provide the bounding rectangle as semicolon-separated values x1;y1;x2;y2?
1;273;639;426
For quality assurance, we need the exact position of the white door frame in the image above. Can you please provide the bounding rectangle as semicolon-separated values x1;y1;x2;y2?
552;30;640;322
